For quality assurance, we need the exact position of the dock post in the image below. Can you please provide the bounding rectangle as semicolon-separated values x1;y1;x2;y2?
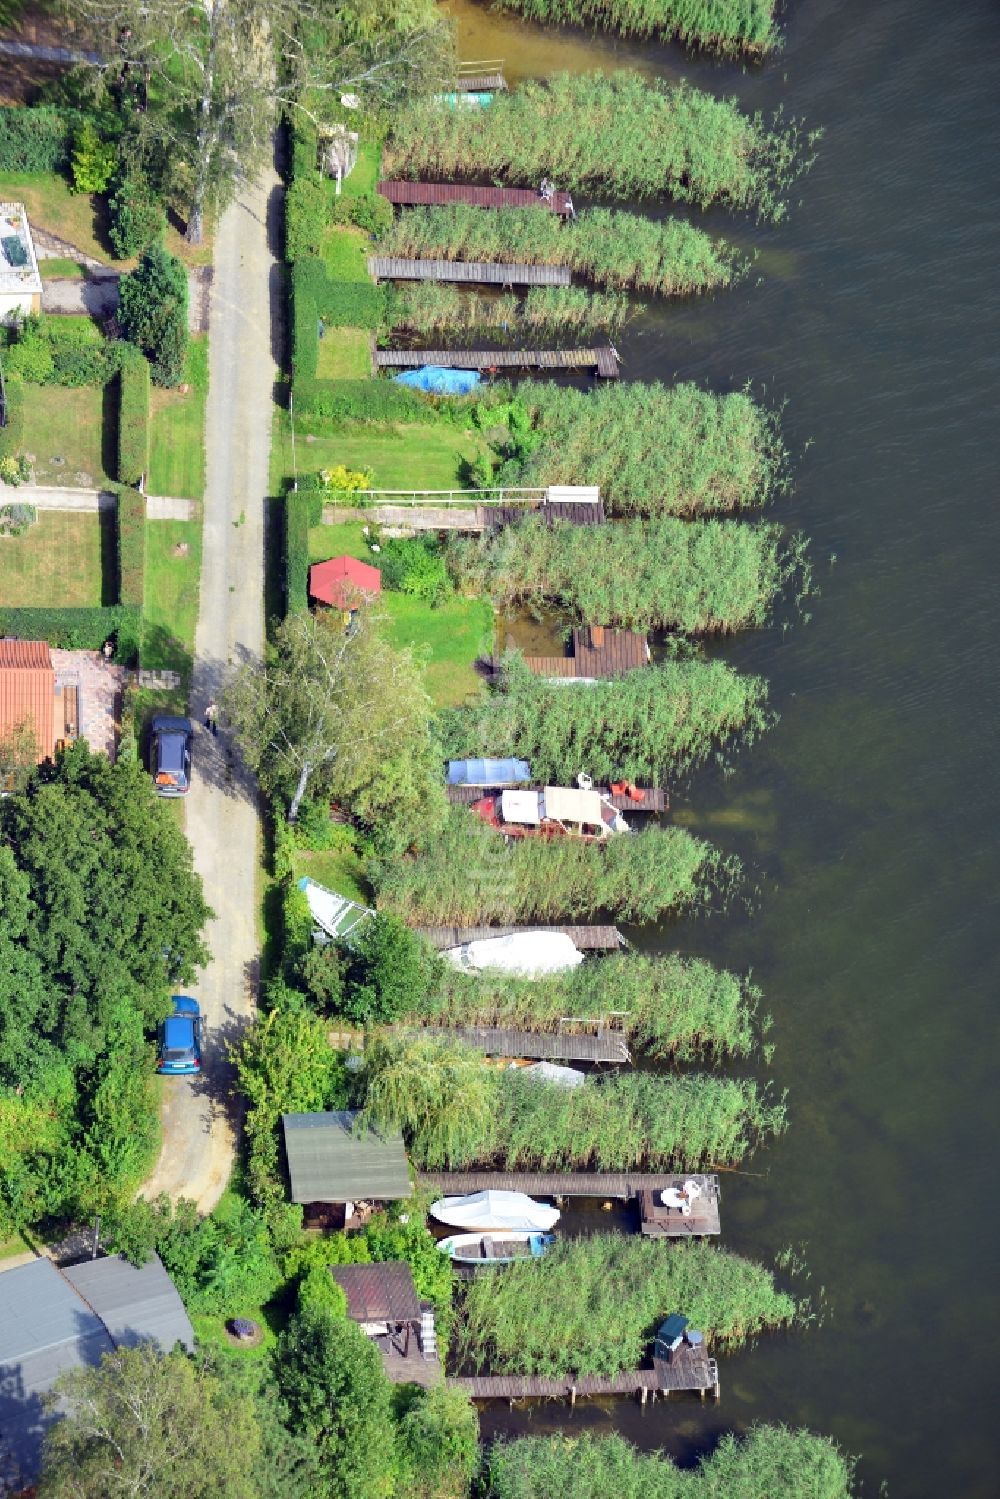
640;1384;647;1405
570;1385;576;1407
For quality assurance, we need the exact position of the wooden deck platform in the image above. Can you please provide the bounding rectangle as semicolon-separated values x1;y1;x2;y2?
379;180;572;215
452;1347;718;1403
395;1025;629;1063
639;1175;721;1237
375;345;618;377
418;1170;704;1199
446;783;666;813
503;627;651;682
454;71;506;92
418;924;627;952
368;257;572;287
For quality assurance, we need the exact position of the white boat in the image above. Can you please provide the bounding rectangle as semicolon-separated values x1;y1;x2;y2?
519;1060;586;1088
443;929;584;976
438;1230;556;1266
429;1189;560;1233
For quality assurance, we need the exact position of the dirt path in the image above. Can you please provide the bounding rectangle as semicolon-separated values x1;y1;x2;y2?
140;168;281;1213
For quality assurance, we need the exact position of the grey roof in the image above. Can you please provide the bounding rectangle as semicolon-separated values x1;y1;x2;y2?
63;1254;194;1355
283;1109;412;1203
0;1259;113;1484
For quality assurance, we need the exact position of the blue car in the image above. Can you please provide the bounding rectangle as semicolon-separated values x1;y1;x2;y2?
151;715;193;797
157;996;202;1075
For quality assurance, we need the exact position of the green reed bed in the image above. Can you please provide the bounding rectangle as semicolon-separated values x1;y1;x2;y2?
484;1427;855;1499
454;1235;800;1377
489;381;786;517
385;74;814;220
374;805;732;925
492;0;778;54
388;283;635;341
377;204;741;296
448;516;805;635
361;1033;784;1172
439;653;770;785
416;952;761;1061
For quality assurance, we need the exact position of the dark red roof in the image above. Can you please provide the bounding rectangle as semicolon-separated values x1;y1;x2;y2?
309;556;382;610
379;180;574;215
331;1262;421;1323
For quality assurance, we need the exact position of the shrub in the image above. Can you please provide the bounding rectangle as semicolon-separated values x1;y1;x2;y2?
293;376;427;425
332;192;393;236
70;120;115;193
0;606;141;661
116;350;150;486
283;490;311;616
108;167;167;258
0;499;35;530
0;370;25;458
319;464;372;496
341;914;439;1026
379;535;450;602
50;343;122;387
0;105;70;172
290;122;319;184
4;326;54;383
285;176;329;262
116;487;146;609
118;244;189;388
290;262;319;381
298;1265;349;1318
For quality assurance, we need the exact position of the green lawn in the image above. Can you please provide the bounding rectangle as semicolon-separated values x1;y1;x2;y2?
320;224;370;281
341;141;382;199
142;517;203;680
278;417;491;493
0;509;113;606
385;592;493;707
295;843;373;906
308;518;370;563
39;257;88;278
149;337;208;499
316;325;371;381
20;382;112;486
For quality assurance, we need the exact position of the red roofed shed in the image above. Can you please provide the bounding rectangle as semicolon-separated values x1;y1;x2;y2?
309;555;382;611
0;639;55;762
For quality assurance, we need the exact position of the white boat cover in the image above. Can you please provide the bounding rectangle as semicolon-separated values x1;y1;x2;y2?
430;1190;560;1232
442;930;584;975
521;1061;586;1088
542;785;606;825
500;788;542;824
298;877;374;940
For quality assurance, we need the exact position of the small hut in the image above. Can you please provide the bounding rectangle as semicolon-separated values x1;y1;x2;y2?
282;1109;411;1228
330;1261;440;1383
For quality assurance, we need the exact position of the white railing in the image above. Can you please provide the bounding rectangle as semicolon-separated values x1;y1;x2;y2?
457;58;505;74
347;487;546;508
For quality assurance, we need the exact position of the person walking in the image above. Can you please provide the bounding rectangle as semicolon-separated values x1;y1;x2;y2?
205;701;219;737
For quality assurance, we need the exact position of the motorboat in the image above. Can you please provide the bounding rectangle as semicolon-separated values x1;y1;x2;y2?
429;1189;560;1233
438;1231;556;1267
443;929;584;976
472;785;631;841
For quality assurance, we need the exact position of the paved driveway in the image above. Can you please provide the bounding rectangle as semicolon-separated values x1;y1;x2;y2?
140;168;280;1212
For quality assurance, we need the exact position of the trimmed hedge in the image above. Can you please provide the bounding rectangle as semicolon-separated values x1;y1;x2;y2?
293;376;427;424
117;352;150;486
291;259;385;380
0;605;141;662
0;106;71;171
116;487;146;609
290;261;319;381
0;370;24;458
283;490;311;615
286;176;328;261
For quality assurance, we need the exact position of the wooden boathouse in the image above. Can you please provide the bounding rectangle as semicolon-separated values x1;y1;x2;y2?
374;345;619;377
378;180;573;216
368;256;572;287
418;923;627;952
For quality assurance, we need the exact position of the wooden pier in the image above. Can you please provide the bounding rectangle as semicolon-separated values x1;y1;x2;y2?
379;180;572;216
418;1170;714;1201
418;924;627;952
375;345;619;378
446;782;666;813
495;627;651;682
639;1176;721;1237
455;60;507;92
323;495;604;534
452;1346;719;1403
368;257;572;287
394;1025;629;1063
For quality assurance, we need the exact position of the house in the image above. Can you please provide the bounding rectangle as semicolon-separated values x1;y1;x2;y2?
0;1254;194;1488
309;555;381;613
0;638;56;764
330;1261;440;1385
0;203;42;323
282;1109;412;1227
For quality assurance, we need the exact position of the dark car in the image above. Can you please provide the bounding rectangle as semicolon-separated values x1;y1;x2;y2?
157;995;202;1075
151;715;193;796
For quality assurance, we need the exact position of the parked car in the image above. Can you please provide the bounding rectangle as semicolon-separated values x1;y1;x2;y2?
151;715;193;796
157;996;202;1075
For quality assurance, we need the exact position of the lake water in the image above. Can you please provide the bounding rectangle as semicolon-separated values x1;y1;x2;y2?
442;1;1000;1492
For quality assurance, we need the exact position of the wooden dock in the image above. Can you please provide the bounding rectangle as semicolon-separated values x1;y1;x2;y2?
418;924;627;952
324;496;603;535
368;257;572;287
455;71;506;93
419;1170;713;1199
452;1347;719;1403
499;627;651;682
394;1025;629;1063
639;1176;721;1237
446;783;666;813
375;346;618;378
379;180;572;216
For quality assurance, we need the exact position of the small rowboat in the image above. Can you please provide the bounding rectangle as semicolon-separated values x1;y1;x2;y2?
438;1231;556;1267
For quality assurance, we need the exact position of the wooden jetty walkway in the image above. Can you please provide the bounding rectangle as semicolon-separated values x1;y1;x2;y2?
368;257;572;287
375;345;619;377
495;627;651;681
379;180;572;216
419;1169;715;1201
418;924;627;952
325;484;603;536
395;1025;629;1063
452;1347;719;1403
446;782;666;813
455;59;507;92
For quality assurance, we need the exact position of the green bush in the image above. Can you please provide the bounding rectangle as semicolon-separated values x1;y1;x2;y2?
0;606;141;661
332;192;393;236
116;487;146;610
0;370;25;459
50;343;120;387
379;535;451;602
293;376;427;425
290;122;319;183
341;914;438;1026
283;490;311;616
290;261;319;381
298;1264;349;1318
117;350;150;486
0;105;70;171
70;120;115;193
108;168;167;258
118;244;189;388
3;327;54;383
285;176;329;262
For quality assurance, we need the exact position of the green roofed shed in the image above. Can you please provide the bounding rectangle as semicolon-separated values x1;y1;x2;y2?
282;1109;412;1204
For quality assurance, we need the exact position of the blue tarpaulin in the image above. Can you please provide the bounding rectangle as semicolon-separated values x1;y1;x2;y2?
394;367;482;395
447;758;532;787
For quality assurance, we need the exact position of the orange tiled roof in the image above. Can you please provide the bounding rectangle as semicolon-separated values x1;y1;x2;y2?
0;637;56;761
